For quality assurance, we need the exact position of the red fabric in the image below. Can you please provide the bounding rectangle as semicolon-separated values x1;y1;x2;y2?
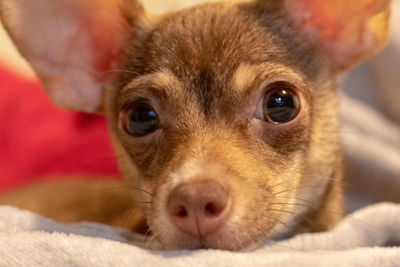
0;67;118;192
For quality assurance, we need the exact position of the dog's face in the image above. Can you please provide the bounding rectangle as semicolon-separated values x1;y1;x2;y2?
108;3;339;250
0;0;391;250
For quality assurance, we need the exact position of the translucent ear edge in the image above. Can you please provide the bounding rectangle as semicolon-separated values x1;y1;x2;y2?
0;0;145;113
282;0;392;72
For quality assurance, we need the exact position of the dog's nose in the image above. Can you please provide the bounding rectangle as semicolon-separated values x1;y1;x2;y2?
167;180;231;236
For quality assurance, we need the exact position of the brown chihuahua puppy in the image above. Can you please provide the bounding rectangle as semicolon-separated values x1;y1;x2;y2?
0;0;391;250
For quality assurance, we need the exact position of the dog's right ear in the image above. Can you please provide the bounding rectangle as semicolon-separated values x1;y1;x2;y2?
282;0;391;71
0;0;144;113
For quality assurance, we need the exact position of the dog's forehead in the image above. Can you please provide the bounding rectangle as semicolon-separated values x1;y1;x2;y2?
123;2;323;117
145;4;287;73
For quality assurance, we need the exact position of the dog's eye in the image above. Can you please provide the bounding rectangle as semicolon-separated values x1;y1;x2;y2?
124;104;159;137
262;85;299;124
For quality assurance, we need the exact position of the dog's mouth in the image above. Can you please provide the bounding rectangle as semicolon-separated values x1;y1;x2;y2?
154;228;255;251
192;233;255;251
136;215;267;251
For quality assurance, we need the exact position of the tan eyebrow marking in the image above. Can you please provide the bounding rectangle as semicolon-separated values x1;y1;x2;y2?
151;70;182;94
121;69;183;99
232;62;307;95
232;63;260;94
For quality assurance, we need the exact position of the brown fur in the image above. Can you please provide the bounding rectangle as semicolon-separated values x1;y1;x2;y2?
0;178;147;232
106;2;343;249
0;0;390;250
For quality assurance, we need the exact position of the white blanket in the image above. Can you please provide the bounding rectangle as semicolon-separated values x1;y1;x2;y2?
340;96;400;212
0;203;399;267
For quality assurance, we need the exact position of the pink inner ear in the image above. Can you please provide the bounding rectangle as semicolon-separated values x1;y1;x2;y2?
53;12;129;113
285;0;390;69
83;8;129;77
41;6;130;113
0;0;135;113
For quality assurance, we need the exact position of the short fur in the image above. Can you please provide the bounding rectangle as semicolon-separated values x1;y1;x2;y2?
0;0;390;250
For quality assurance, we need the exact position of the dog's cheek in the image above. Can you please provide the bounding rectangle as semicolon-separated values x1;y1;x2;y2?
229;155;304;241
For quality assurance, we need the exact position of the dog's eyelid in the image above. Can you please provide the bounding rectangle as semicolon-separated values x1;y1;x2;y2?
118;84;171;111
120;97;152;112
260;79;309;98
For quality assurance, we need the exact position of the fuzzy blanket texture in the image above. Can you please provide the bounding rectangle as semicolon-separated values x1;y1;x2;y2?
0;95;399;266
0;203;399;267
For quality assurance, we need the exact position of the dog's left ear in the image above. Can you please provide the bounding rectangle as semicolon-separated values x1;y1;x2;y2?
282;0;391;71
0;0;144;113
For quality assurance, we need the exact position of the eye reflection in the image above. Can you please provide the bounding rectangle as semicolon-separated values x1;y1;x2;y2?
263;87;299;124
124;103;159;137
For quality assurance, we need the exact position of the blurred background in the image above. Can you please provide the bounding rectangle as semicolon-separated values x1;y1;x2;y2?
0;0;399;212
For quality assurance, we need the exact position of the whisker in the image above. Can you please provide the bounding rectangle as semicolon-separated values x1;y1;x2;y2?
102;69;138;75
272;181;341;197
94;185;154;196
273;216;293;231
144;228;153;245
263;226;296;250
269;176;337;193
267;208;299;215
269;202;313;208
268;179;298;191
270;207;316;228
273;218;297;250
271;196;311;204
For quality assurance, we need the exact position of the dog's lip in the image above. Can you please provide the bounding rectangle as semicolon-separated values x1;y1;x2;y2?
173;227;252;251
193;238;251;251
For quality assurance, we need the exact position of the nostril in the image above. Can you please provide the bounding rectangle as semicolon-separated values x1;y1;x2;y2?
205;202;223;217
176;205;188;217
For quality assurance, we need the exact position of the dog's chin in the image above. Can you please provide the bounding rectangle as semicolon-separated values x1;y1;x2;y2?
160;237;251;251
153;226;256;251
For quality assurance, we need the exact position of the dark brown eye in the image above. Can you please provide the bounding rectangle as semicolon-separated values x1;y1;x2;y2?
124;103;159;137
263;86;300;124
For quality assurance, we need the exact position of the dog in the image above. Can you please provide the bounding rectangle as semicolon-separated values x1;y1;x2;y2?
0;0;391;250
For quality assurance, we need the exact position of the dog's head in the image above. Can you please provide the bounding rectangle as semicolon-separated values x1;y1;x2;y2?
0;0;391;250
